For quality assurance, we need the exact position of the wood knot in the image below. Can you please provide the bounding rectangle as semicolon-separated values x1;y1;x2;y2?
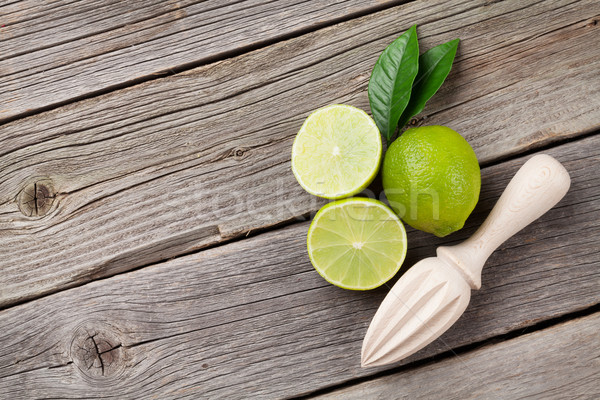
233;147;248;160
587;19;598;27
17;179;55;217
408;116;425;127
70;322;124;380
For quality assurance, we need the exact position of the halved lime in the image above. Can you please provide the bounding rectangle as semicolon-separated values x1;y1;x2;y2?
307;198;407;290
291;104;382;199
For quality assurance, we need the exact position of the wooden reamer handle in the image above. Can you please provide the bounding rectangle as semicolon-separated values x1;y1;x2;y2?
437;154;571;289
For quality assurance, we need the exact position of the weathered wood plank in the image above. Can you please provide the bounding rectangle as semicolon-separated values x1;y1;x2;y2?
0;136;598;398
1;0;599;307
315;312;600;400
0;0;404;122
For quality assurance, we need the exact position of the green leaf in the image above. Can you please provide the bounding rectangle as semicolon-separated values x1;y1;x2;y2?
368;25;419;142
397;38;460;130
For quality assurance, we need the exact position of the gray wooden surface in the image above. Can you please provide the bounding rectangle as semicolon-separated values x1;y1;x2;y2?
316;313;600;400
0;0;402;122
0;0;599;398
0;135;598;398
1;0;599;308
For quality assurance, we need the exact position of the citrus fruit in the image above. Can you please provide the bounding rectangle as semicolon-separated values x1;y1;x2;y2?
307;198;407;290
382;125;480;237
291;104;382;199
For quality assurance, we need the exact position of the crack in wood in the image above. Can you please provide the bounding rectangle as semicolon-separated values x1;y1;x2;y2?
16;180;55;217
68;323;124;380
89;334;104;376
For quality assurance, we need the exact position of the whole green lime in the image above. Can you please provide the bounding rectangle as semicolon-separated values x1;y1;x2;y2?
382;125;481;237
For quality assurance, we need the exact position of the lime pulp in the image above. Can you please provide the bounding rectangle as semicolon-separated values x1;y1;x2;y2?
291;104;382;199
307;198;407;290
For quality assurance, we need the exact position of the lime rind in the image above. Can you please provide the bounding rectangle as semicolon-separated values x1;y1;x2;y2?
291;104;382;199
382;125;481;237
307;198;407;290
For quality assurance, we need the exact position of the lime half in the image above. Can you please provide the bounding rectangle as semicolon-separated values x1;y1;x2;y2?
292;104;382;199
307;198;407;290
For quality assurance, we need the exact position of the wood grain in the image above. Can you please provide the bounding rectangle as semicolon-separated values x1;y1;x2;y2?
1;0;599;307
316;312;600;400
0;0;404;122
0;136;598;399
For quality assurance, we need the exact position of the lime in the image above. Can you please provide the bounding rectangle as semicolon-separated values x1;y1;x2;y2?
307;198;407;290
291;104;382;199
382;125;480;237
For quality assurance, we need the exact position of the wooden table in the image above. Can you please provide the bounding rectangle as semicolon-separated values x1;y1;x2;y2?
1;1;599;398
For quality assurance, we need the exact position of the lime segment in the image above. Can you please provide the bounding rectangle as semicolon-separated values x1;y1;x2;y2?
307;198;407;290
292;104;382;199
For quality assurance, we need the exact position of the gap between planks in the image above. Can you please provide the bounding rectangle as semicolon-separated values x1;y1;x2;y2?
308;309;600;400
